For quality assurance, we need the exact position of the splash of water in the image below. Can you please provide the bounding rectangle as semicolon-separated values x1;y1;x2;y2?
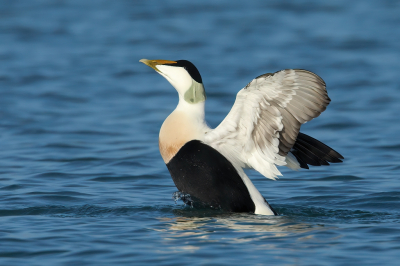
172;191;194;208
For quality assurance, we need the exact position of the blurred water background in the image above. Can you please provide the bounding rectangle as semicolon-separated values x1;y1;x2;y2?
0;0;400;265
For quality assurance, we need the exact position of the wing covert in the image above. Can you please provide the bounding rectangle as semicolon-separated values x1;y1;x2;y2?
204;69;330;179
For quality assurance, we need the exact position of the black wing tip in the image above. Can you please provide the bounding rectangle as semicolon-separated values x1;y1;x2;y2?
292;150;309;169
292;132;344;169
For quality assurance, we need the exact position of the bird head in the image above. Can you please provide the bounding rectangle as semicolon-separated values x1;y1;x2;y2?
140;59;206;104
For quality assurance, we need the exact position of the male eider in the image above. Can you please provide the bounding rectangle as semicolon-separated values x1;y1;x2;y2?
140;59;343;215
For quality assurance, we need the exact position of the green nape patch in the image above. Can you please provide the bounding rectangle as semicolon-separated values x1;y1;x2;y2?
184;80;206;104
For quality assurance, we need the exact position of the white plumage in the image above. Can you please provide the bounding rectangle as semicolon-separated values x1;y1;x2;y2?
205;69;330;180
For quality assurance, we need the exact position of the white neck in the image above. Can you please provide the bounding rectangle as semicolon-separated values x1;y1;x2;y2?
175;95;206;122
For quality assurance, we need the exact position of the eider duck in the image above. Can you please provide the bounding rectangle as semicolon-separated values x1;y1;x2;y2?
140;59;343;215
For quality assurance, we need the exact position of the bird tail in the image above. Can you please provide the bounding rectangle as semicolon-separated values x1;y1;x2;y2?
290;132;344;169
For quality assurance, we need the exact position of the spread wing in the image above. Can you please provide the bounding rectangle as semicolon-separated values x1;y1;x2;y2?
204;69;330;180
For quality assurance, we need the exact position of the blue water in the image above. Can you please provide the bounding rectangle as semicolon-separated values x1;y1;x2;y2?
1;0;400;265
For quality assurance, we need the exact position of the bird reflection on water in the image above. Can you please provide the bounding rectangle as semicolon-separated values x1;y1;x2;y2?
155;210;329;246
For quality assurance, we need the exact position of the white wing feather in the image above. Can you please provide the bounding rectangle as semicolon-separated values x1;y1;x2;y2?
204;69;330;180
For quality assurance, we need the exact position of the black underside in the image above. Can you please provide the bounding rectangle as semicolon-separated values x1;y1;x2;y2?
166;140;256;213
291;132;344;169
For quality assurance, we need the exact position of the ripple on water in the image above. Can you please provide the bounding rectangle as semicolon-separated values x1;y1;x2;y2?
0;185;25;191
315;175;364;181
1;0;400;265
374;143;400;151
0;205;176;218
89;174;158;182
276;205;395;222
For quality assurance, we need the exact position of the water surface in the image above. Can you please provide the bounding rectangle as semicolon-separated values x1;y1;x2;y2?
0;1;400;265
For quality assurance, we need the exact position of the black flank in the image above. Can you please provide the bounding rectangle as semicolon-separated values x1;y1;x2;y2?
166;140;256;213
